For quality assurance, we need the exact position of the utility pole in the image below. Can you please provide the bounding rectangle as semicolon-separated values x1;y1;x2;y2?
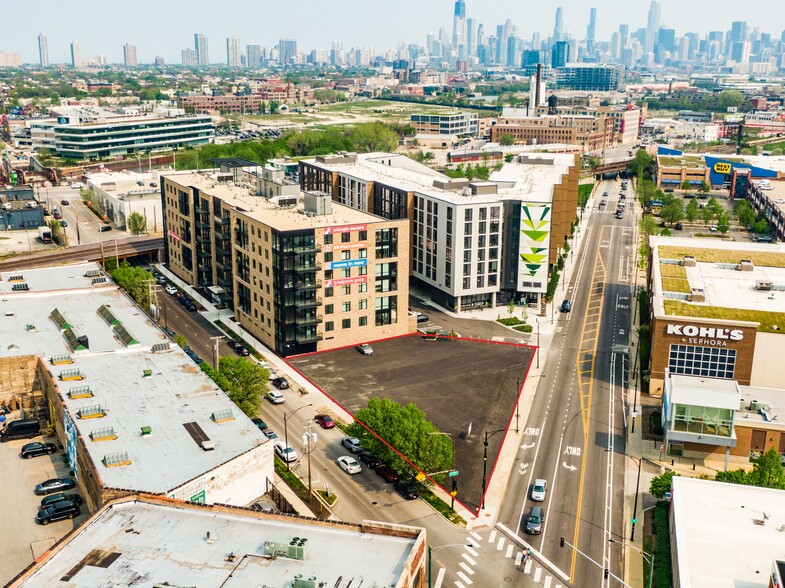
114;237;119;268
210;335;223;369
515;376;520;433
302;425;318;496
98;223;105;269
75;208;81;245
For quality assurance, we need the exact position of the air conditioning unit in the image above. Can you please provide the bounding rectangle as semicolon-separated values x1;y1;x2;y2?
201;440;216;451
750;400;762;411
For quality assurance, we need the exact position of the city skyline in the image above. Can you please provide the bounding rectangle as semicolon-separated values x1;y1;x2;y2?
3;0;785;64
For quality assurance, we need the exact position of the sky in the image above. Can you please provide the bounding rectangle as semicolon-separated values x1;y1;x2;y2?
4;0;785;65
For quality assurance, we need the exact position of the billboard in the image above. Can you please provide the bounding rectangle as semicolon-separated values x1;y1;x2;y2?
325;276;367;288
323;241;367;252
705;155;777;187
327;259;367;270
325;224;367;235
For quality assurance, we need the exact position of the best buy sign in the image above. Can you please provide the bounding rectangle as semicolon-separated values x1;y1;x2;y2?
713;162;732;175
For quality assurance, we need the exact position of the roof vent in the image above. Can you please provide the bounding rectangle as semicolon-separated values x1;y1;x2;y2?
756;280;773;291
201;440;216;451
682;255;696;267
739;259;754;272
688;288;706;303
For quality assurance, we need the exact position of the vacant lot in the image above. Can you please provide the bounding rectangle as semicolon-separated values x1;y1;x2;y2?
287;335;535;509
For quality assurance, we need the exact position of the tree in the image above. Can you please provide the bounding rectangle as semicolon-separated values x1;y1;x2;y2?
499;133;515;146
716;211;730;234
698;180;711;194
349;397;453;478
110;266;155;309
660;200;685;226
349;122;399;153
747;448;785;489
211;356;269;417
650;470;679;499
753;218;770;234
700;204;715;226
714;468;750;485
640;214;659;236
739;206;757;229
685;199;699;224
127;211;147;235
680;180;692;191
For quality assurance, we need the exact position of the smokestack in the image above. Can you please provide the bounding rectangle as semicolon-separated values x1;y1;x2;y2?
535;63;542;108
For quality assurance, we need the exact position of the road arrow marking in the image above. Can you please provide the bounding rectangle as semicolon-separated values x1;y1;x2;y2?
563;462;577;472
522;443;535;450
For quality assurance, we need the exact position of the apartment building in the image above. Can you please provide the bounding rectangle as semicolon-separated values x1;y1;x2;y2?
410;112;479;136
491;112;614;151
178;93;266;114
533;99;644;145
300;152;578;311
161;162;413;357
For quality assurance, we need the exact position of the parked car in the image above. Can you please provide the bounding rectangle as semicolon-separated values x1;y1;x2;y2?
36;500;81;525
394;481;420;500
674;223;683;230
264;430;278;440
531;478;547;502
664;187;674;193
337;455;362;475
165;285;177;295
53;211;62;220
1;418;41;442
251;417;268;431
271;377;289;390
525;506;544;534
266;390;285;404
99;225;112;232
274;442;297;463
34;478;76;496
560;300;572;313
20;442;57;459
156;275;167;285
59;220;68;227
315;414;335;429
358;452;382;468
341;437;364;453
236;345;250;356
40;493;83;508
227;339;241;350
60;199;69;206
374;464;400;483
186;303;197;312
164;327;175;338
356;343;374;356
416;314;430;323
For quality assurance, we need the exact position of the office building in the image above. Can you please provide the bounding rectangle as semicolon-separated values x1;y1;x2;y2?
8;495;427;588
647;236;785;397
161;161;414;357
299;152;579;311
0;51;21;67
178;93;266;114
730;21;748;44
246;44;262;67
123;43;138;67
226;36;241;67
182;47;197;66
731;41;751;64
553;7;564;42
552;41;570;68
491;108;614;151
466;17;477;57
645;0;661;51
586;8;597;55
410;112;478;136
0;263;273;510
37;33;49;67
452;0;466;56
279;38;297;65
556;64;620;91
668;477;785;587
29;106;213;160
70;41;80;68
194;33;209;65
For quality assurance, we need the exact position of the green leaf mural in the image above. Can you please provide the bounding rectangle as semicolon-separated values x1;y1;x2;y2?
521;205;551;242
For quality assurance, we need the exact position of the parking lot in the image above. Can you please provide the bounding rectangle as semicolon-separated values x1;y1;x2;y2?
287;335;535;509
0;433;88;586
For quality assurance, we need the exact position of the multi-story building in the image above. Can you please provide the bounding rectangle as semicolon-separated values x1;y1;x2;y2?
410;112;479;136
161;161;414;357
123;43;138;67
0;51;22;67
178;93;265;114
279;38;297;65
534;98;643;145
555;64;621;91
37;33;49;67
29;106;212;160
194;33;209;66
181;47;197;66
8;495;427;588
226;36;241;67
300;152;579;311
70;41;80;68
491;111;614;151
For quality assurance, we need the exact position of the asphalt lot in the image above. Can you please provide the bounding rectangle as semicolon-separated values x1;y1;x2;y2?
287;335;535;510
0;433;88;586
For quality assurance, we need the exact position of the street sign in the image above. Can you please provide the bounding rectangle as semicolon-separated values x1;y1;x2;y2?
448;470;459;477
450;490;458;497
631;518;637;524
415;472;426;482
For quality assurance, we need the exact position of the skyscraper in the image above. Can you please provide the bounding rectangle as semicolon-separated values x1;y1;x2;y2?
586;8;597;55
70;41;80;68
182;48;197;66
226;37;241;67
619;24;630;52
553;7;564;42
452;0;466;54
466;18;477;57
279;39;297;66
246;44;262;68
123;43;138;67
194;33;209;66
37;34;49;67
645;1;661;52
552;41;570;68
730;21;748;44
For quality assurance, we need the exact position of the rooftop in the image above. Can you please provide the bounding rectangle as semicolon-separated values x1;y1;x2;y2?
668;374;740;411
10;496;423;587
0;263;268;495
658;155;706;168
671;476;785;588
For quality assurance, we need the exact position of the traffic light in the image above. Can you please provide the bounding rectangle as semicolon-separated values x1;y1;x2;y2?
604;569;609;579
560;537;565;548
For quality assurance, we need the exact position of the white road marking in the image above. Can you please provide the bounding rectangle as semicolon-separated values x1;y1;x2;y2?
544;576;552;588
456;571;473;585
455;582;466;588
524;559;533;574
533;567;542;582
505;544;514;558
496;537;505;551
469;531;482;541
433;567;446;588
488;530;497;543
462;553;476;566
514;551;522;566
459;562;475;575
466;546;479;557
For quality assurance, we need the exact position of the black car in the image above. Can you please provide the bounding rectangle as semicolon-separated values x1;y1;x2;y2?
236;345;250;356
674;223;683;230
20;442;57;459
99;225;112;232
358;451;382;468
271;377;289;390
40;493;83;508
36;500;81;525
560;300;572;313
394;481;420;500
186;303;197;312
251;417;268;431
34;478;76;495
178;296;191;306
227;339;241;350
416;314;430;323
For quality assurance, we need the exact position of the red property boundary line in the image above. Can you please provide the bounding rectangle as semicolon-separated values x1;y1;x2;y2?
284;335;538;517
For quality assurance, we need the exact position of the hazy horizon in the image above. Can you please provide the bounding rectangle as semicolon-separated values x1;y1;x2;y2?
5;0;784;64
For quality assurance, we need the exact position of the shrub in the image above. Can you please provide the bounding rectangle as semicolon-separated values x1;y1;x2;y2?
497;317;524;326
513;324;534;333
653;502;673;588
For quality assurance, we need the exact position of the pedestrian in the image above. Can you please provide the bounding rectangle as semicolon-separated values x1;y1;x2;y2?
527;548;531;559
522;550;527;563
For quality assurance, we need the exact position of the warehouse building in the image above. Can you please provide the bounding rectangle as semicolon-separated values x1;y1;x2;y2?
0;263;273;512
8;495;427;588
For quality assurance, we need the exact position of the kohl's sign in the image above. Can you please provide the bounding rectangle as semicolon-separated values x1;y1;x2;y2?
666;323;744;347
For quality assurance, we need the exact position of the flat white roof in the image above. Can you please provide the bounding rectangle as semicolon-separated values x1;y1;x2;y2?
671;476;785;588
13;498;421;587
669;374;740;410
0;263;269;495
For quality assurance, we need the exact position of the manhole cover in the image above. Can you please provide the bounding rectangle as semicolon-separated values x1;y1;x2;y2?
504;577;513;583
371;501;378;505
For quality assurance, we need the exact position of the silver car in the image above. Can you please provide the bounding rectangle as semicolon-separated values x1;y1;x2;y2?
531;479;547;502
525;506;544;534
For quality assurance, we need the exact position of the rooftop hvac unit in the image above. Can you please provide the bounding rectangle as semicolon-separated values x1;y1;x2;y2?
739;259;754;272
756;280;773;291
682;255;696;267
200;440;216;451
750;400;763;412
293;575;318;588
287;537;309;560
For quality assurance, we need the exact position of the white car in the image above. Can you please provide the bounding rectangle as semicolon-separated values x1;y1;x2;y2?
165;285;177;295
266;390;285;404
356;343;374;356
337;455;362;475
274;442;298;463
531;478;547;502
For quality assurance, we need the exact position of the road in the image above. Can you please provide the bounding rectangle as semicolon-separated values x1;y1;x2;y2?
495;178;635;587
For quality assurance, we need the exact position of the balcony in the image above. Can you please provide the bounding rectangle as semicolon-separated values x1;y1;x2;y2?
196;233;211;244
295;330;324;344
292;243;322;254
295;280;322;291
196;221;211;230
214;216;231;227
294;262;322;273
215;260;231;272
194;205;209;214
294;297;323;309
296;314;323;326
217;276;233;288
215;232;230;242
216;245;232;257
197;249;211;259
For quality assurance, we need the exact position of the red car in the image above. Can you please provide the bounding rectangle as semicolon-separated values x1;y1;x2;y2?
374;464;400;483
315;414;335;429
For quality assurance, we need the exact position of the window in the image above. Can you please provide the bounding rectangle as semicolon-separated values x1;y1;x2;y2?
325;304;334;315
672;404;734;437
464;223;473;235
342;301;351;312
342;285;351;295
479;207;487;221
359;266;367;276
462;277;471;289
341;251;351;261
667;345;737;379
341;268;351;278
324;234;333;245
463;263;471;276
325;252;334;263
476;275;484;288
342;318;351;329
375;295;397;326
359;282;368;293
359;230;367;241
463;250;471;262
325;287;334;297
341;232;351;243
465;209;473;221
359;248;367;258
359;299;368;310
359;316;368;327
325;321;334;332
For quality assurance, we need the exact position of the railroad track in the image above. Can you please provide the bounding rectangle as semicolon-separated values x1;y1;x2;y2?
0;237;163;271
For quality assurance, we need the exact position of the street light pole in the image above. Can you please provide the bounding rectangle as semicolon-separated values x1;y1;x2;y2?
515;376;520;433
283;403;313;471
428;431;456;509
609;539;654;588
536;318;540;369
481;429;506;510
630;456;642;542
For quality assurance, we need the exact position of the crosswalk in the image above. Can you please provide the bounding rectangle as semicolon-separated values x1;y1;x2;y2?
434;530;565;588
